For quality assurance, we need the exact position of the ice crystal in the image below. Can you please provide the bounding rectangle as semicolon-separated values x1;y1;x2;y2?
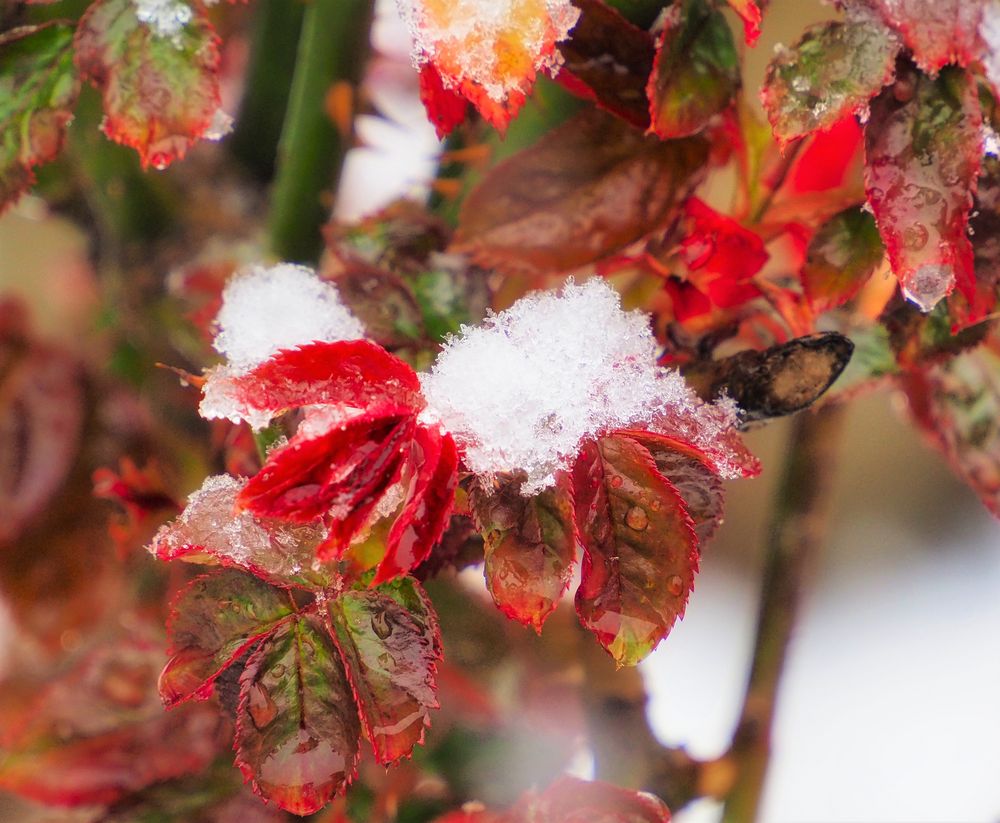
133;0;192;42
420;279;743;494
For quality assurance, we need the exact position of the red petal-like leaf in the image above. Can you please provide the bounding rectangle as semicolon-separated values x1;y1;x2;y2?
470;474;577;632
761;19;898;148
376;425;459;583
679;197;768;280
788;115;863;194
235;616;361;815
724;0;761;46
870;0;983;74
74;0;221;169
160;569;294;707
864;64;982;313
572;434;699;666
328;578;441;764
419;63;469;140
454;109;708;275
646;0;740;140
903;340;1000;517
555;0;655;129
801;204;885;312
0;23;80;212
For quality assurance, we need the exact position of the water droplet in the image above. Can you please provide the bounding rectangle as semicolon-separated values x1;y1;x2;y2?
901;222;929;251
667;575;684;596
902;263;953;312
610;475;623;489
247;683;278;729
625;506;648;531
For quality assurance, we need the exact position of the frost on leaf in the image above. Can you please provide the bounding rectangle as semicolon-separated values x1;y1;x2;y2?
74;0;221;169
903;340;1000;518
864;65;982;313
574;434;698;668
0;23;80;213
646;0;739;140
235;616;361;815
398;0;581;133
328;579;441;765
801;205;884;312
868;0;984;74
952;153;1000;328
761;19;898;147
454;109;708;275
160;568;295;706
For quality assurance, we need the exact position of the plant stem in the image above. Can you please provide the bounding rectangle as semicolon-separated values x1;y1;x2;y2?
267;0;375;263
721;403;847;823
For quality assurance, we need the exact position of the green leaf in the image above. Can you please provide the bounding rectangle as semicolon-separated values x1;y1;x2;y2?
0;23;79;212
160;569;294;707
646;0;739;139
802;205;884;312
572;434;698;666
454;109;708;275
330;262;425;349
761;19;898;148
235;615;361;815
74;0;221;169
470;475;577;633
412;264;490;344
328;579;441;765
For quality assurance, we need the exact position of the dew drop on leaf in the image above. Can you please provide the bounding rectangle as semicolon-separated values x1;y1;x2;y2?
625;506;649;531
667;575;684;597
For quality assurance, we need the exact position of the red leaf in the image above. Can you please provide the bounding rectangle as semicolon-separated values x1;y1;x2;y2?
724;0;761;46
470;473;577;632
680;197;768;280
376;425;459;583
74;0;221;169
871;0;983;74
419;63;469;139
789;116;863;194
328;578;441;764
864;65;982;312
572;434;698;666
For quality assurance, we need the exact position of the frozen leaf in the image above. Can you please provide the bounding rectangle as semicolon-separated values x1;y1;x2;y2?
572;434;698;666
399;0;581;133
235;616;361;814
0;23;80;212
454;109;708;274
801;205;885;312
724;0;761;46
903;340;1000;517
470;474;576;632
377;425;459;583
646;0;739;139
555;0;655;129
160;569;295;706
952;153;1000;327
761;19;898;147
328;580;441;764
870;0;983;74
150;474;330;588
419;62;470;139
74;0;221;169
864;65;982;312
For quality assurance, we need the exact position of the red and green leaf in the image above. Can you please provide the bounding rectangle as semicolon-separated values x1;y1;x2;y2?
951;153;1000;328
761;19;898;148
160;569;295;707
646;0;739;139
572;434;698;666
864;65;982;312
74;0;221;169
328;579;441;765
801;204;884;312
870;0;984;74
454;109;708;275
0;22;80;212
470;474;576;632
235;616;361;815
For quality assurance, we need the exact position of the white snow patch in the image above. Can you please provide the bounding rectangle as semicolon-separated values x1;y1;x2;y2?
134;0;192;42
420;279;743;495
203;107;234;142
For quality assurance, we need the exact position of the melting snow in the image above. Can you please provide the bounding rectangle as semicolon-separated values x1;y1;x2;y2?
134;0;192;42
420;279;744;494
982;2;1000;96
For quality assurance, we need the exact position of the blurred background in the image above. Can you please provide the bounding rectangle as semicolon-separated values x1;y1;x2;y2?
1;0;998;821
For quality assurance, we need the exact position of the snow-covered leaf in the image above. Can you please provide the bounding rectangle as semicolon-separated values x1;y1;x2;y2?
74;0;221;169
869;0;983;74
646;0;739;139
0;23;79;212
801;204;884;312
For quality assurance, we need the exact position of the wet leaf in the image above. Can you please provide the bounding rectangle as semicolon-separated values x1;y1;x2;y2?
470;474;576;632
74;0;221;169
572;434;698;666
761;19;898;147
0;22;80;212
454;109;708;274
377;425;459;583
870;0;984;74
801;205;884;312
555;0;655;129
646;0;739;139
864;64;982;312
160;569;295;707
903;340;1000;517
328;579;441;764
235;616;361;814
952;153;1000;327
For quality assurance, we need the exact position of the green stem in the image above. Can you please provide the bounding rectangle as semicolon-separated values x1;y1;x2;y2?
722;404;847;823
267;0;375;263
